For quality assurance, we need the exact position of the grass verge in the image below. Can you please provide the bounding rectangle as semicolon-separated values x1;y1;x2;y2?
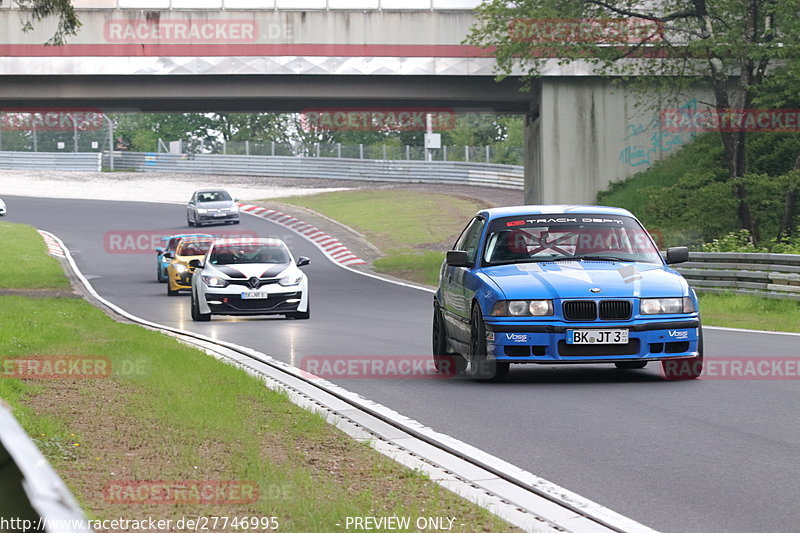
0;223;69;289
698;292;800;333
279;190;484;285
0;222;518;532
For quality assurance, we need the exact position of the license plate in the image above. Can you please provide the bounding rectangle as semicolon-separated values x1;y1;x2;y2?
213;212;226;217
567;329;628;344
241;291;269;300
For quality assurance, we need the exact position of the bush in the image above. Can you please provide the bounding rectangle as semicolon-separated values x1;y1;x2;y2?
700;229;800;254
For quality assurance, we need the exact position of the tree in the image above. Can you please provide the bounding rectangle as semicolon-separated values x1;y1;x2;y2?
467;0;800;242
13;0;81;45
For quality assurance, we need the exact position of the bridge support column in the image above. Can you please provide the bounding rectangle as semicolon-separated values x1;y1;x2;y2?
524;77;702;206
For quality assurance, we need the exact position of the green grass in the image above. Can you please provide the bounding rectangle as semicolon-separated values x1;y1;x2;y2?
373;250;445;286
0;226;517;532
279;190;484;284
0;223;69;289
698;292;800;333
280;189;483;248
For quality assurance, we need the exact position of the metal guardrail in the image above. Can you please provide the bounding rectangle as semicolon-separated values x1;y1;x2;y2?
106;152;525;189
0;152;102;172
674;252;800;301
0;402;92;533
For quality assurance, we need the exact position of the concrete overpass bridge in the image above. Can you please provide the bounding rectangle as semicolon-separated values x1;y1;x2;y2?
0;0;699;204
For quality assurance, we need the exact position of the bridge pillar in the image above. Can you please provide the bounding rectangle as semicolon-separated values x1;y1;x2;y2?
524;77;701;206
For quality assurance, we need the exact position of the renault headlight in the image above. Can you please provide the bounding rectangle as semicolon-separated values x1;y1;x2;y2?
640;297;694;314
279;273;303;287
202;276;228;288
490;300;553;317
174;264;188;273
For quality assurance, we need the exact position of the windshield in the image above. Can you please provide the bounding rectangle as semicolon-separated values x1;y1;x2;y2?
209;243;291;265
176;239;213;257
197;191;232;203
483;214;661;265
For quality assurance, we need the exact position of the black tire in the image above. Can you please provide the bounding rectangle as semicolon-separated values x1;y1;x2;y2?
615;361;648;369
662;328;704;380
187;216;194;227
167;281;179;296
467;305;509;382
432;303;466;376
233;219;240;224
191;291;211;321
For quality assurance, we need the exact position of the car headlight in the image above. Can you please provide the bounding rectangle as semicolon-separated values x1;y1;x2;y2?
229;205;239;213
279;273;303;287
640;297;695;314
174;264;188;273
202;276;228;288
490;300;553;317
196;208;208;214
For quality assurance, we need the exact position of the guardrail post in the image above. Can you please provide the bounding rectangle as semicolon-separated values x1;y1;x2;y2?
382;144;387;160
272;141;276;156
245;141;250;156
337;143;341;158
315;143;320;157
222;140;227;155
443;145;448;161
32;119;38;152
359;144;364;159
465;145;470;162
405;145;410;160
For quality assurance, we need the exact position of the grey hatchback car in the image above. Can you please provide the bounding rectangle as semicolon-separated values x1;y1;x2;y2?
187;189;240;226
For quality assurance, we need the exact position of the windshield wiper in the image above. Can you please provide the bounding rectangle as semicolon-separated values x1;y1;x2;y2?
571;255;631;262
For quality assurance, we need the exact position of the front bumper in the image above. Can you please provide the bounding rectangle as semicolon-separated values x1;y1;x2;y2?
484;318;700;363
196;212;238;224
170;269;195;289
204;291;303;315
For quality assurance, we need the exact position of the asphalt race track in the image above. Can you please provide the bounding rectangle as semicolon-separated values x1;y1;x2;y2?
6;195;800;533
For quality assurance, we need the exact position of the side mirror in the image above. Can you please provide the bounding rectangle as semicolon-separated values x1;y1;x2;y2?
188;259;203;269
297;256;310;267
155;247;163;254
666;246;689;264
446;250;472;268
234;198;240;202
163;251;174;259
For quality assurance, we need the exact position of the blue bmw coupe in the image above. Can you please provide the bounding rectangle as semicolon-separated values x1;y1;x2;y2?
433;206;702;381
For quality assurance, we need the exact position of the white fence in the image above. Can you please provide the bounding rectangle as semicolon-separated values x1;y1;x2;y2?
108;151;525;189
675;252;800;301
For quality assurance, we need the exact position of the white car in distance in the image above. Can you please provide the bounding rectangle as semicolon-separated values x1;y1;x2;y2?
190;238;310;321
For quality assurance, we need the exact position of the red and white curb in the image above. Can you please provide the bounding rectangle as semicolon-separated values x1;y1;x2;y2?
37;230;65;258
239;204;366;266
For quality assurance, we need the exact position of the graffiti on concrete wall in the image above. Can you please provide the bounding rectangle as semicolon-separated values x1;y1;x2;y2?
619;98;699;167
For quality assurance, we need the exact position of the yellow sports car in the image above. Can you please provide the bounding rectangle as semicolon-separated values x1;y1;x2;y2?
166;237;214;296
